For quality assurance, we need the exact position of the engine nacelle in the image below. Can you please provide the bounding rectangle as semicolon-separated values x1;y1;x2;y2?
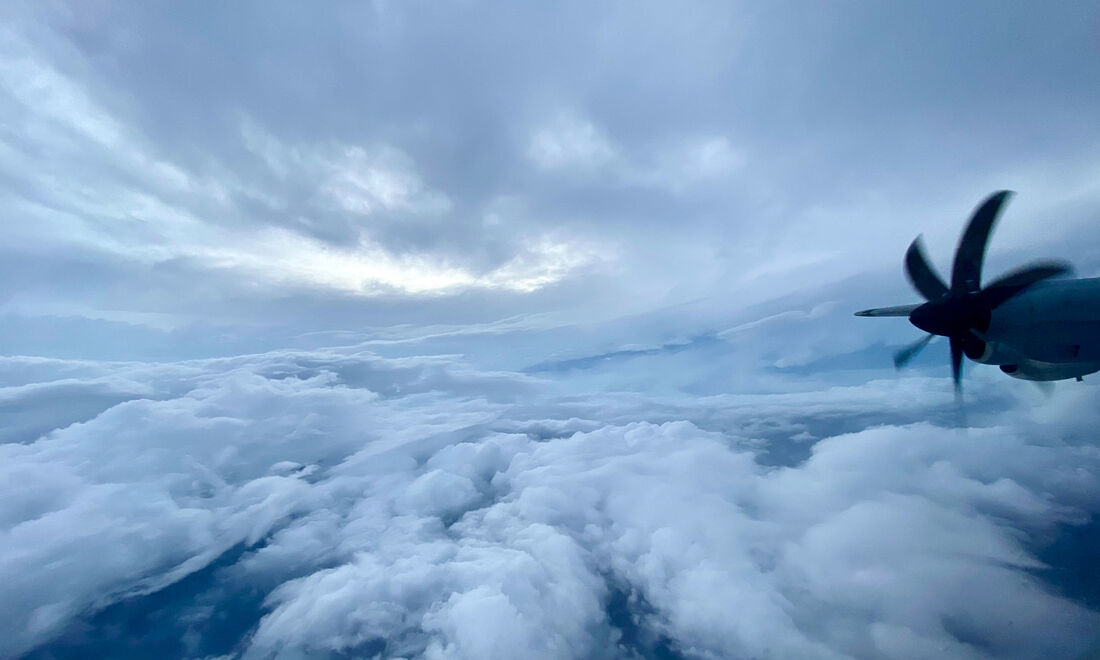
999;359;1100;382
970;340;1024;366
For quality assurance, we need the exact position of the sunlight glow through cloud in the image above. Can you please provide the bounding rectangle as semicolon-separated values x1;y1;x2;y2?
201;228;602;295
0;40;601;300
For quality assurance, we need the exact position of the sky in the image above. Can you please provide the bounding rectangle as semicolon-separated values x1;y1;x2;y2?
2;2;1100;659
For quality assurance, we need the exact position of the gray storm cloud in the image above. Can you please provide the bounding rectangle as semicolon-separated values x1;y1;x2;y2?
2;2;1099;350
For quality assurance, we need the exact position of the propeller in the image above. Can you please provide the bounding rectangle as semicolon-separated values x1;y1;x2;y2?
893;333;933;369
856;190;1074;395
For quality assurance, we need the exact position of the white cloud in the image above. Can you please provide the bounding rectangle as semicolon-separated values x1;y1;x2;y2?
651;136;748;191
528;113;618;171
2;348;1098;659
0;42;605;322
321;146;452;216
241;121;453;218
526;115;746;192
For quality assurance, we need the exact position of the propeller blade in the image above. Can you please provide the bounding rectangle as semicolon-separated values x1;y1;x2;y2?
905;237;949;301
893;333;933;368
949;336;964;395
976;260;1075;309
855;304;921;317
951;190;1013;293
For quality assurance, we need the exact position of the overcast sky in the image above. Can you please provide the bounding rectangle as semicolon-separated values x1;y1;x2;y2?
3;3;1100;659
2;1;1099;359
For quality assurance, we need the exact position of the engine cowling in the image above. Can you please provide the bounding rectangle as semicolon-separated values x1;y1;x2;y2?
999;359;1100;381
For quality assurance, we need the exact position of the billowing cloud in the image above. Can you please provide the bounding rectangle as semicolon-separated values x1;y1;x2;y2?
3;348;1099;659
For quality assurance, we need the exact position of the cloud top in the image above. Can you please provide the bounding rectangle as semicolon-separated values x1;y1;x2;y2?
3;349;1099;659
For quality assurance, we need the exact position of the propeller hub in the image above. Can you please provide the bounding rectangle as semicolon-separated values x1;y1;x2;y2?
909;297;990;338
909;301;946;336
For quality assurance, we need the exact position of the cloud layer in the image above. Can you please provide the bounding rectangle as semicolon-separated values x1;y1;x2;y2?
4;349;1099;659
